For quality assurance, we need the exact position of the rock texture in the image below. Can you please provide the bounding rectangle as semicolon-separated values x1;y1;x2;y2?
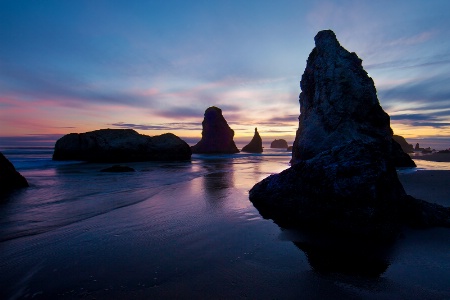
191;106;239;154
249;30;448;241
290;30;414;168
242;128;263;153
0;152;28;194
53;129;191;162
270;139;288;149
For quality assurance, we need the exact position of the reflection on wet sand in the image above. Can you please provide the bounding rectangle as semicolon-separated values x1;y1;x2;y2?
279;228;394;277
201;159;235;209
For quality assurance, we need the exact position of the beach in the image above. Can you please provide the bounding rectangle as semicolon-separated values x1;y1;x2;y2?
411;152;450;162
0;148;449;299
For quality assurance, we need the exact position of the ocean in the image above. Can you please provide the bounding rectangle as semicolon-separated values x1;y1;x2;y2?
1;146;449;299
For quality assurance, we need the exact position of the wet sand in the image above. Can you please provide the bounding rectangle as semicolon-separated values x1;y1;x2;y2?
398;170;450;206
411;152;450;162
398;155;450;206
1;150;449;299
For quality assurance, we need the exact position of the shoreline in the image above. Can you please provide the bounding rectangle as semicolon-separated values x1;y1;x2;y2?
411;152;450;162
398;169;450;206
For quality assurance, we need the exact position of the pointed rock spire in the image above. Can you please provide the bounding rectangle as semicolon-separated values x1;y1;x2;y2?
250;30;448;242
242;128;263;153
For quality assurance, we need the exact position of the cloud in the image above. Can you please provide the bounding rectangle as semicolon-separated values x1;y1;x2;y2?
379;75;450;106
266;115;299;123
0;134;63;147
110;122;201;131
386;30;437;47
365;56;450;71
391;113;450;128
0;62;157;108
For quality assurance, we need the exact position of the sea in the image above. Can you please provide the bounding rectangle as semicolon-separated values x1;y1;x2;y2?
1;145;450;299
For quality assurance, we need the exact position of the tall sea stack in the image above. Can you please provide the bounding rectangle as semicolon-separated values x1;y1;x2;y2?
191;106;239;154
249;30;448;241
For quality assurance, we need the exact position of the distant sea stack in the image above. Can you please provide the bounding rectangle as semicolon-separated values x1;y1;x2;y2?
191;106;239;154
0;152;29;194
249;30;448;241
270;139;288;149
242;128;263;153
53;129;191;162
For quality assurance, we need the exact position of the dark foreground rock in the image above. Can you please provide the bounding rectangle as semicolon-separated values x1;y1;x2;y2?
53;129;191;162
100;165;135;172
250;30;448;241
191;107;239;154
270;139;288;149
0;152;28;194
393;135;414;153
241;128;263;153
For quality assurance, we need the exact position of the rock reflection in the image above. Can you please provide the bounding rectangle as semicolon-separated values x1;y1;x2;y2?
280;229;394;277
202;159;235;208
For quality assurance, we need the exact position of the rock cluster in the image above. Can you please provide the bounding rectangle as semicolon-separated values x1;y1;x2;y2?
191;107;239;154
53;129;191;162
249;30;448;241
0;152;28;194
242;128;263;153
270;139;288;149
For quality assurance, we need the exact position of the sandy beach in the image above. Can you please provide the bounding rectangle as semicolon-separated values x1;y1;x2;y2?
397;155;450;207
1;148;450;299
399;170;450;206
411;152;450;162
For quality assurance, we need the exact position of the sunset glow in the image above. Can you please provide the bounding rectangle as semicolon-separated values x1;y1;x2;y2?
1;1;450;147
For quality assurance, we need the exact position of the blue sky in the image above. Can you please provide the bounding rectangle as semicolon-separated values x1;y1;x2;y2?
1;0;450;147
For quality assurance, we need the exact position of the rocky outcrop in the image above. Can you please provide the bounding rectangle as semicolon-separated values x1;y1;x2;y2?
270;139;288;149
0;152;28;194
191;106;239;154
250;30;448;241
242;128;263;153
53;129;191;162
393;135;414;153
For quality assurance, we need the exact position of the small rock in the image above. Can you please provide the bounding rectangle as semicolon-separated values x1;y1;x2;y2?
270;139;288;149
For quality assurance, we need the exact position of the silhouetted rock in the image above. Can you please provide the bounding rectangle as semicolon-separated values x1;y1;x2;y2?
250;30;448;241
241;128;263;153
0;152;28;194
101;165;135;172
191;107;239;154
391;139;416;167
53;129;191;162
393;135;414;153
270;139;288;149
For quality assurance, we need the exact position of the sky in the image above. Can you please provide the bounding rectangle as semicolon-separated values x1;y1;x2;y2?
1;0;450;147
